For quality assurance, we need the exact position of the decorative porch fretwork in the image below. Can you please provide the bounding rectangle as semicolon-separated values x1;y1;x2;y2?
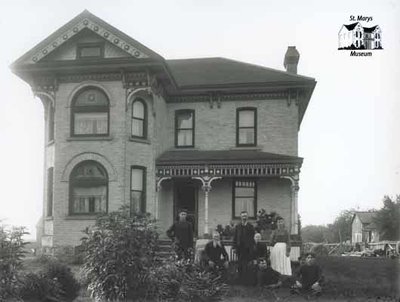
157;163;300;178
192;176;222;235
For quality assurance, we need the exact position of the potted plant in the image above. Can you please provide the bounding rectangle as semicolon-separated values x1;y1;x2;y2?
216;222;235;240
255;209;279;240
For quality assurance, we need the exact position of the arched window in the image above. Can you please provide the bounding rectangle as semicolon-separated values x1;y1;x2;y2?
71;87;109;136
131;98;147;138
69;161;108;215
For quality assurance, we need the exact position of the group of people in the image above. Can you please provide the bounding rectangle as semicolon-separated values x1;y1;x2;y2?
166;209;323;295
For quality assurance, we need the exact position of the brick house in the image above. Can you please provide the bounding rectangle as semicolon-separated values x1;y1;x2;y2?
11;11;316;258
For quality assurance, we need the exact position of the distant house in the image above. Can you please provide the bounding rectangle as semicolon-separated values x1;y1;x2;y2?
338;22;382;49
351;212;380;243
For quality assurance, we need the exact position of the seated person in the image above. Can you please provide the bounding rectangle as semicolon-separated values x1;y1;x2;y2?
256;258;282;288
252;233;268;262
204;231;229;270
292;252;323;294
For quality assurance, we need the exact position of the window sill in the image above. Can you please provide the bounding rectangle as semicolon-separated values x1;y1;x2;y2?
129;137;151;144
45;216;54;221
65;215;99;220
230;146;262;151
67;136;113;141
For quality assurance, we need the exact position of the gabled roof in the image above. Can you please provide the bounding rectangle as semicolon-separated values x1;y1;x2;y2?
11;10;164;67
344;22;359;31
363;26;378;33
353;211;378;230
166;57;315;88
156;150;303;165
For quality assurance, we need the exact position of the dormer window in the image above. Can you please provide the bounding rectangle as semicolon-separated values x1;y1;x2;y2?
77;43;104;59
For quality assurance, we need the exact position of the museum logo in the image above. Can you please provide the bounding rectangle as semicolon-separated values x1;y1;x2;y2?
338;15;383;57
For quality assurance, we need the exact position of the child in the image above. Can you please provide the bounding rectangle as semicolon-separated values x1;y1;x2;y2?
293;252;323;295
256;258;282;288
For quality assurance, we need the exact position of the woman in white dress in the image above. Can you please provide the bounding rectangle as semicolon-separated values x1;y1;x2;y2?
270;217;292;276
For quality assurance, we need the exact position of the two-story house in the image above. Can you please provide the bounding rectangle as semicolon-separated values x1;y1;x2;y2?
338;22;382;49
11;11;316;258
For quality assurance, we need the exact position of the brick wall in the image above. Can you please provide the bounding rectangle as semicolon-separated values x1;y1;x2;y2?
166;99;298;156
42;78;298;248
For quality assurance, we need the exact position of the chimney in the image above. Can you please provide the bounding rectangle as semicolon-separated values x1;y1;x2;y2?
284;46;300;74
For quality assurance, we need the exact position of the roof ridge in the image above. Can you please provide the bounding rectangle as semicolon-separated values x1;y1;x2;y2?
220;57;315;81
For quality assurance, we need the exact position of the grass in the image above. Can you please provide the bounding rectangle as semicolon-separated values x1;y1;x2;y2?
20;256;400;301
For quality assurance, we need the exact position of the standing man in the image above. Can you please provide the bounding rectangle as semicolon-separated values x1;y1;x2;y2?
166;209;194;261
233;210;255;283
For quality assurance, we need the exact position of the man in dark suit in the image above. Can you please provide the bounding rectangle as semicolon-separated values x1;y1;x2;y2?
233;210;255;283
166;209;193;261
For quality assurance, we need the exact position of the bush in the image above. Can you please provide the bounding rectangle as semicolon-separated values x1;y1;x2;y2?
19;256;80;302
0;225;28;300
81;207;159;301
311;244;329;256
42;258;80;301
19;272;64;302
145;261;228;301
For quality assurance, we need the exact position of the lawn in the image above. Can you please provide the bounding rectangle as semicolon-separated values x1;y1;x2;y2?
22;256;400;301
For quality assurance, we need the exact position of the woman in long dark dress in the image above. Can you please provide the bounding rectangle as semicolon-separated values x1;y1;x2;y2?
270;217;291;276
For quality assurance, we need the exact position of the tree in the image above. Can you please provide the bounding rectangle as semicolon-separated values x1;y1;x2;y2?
330;210;354;243
301;225;329;243
373;195;400;240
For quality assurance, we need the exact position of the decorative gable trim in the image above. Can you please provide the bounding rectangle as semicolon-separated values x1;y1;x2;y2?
31;18;150;63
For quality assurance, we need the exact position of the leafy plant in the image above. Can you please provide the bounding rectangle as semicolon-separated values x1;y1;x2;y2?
19;272;64;302
145;261;228;301
41;257;80;301
216;222;235;238
0;224;28;300
255;209;279;231
81;207;159;301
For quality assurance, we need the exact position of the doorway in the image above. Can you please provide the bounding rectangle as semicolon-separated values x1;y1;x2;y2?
173;179;198;236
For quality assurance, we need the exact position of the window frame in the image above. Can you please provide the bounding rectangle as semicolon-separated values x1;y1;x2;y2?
232;179;257;219
69;160;109;216
175;109;195;148
131;98;147;139
70;87;110;137
130;166;147;215
76;42;104;59
236;107;257;147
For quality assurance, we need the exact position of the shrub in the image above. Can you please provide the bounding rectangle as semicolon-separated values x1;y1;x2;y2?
145;261;228;301
19;272;64;302
0;224;28;300
81;207;159;301
42;258;80;301
311;244;329;256
19;256;80;302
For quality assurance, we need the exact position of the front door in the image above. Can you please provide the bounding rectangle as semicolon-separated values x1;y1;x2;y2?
174;180;198;236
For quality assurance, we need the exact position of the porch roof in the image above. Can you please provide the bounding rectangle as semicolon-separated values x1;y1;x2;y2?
156;150;303;165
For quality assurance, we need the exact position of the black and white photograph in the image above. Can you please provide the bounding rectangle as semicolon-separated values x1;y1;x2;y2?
0;0;399;301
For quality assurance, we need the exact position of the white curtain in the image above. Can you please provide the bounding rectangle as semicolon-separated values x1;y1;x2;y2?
74;113;108;135
72;186;107;213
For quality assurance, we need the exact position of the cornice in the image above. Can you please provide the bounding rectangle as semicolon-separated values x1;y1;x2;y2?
30;18;149;64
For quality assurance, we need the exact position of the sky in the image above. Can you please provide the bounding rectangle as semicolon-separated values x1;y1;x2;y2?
0;0;399;239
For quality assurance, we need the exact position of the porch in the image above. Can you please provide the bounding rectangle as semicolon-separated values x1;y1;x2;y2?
155;150;302;239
